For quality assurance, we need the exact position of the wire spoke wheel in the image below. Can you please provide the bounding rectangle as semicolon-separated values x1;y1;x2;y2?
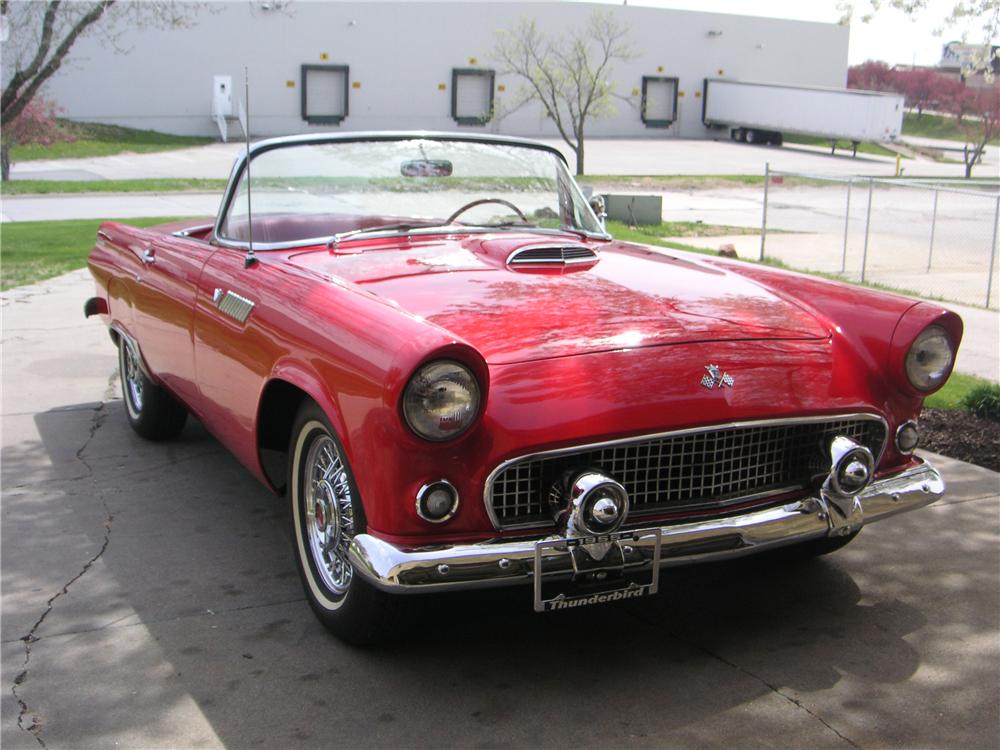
303;434;355;594
122;339;144;416
116;336;187;441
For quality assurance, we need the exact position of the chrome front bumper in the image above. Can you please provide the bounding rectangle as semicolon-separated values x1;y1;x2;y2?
347;461;943;594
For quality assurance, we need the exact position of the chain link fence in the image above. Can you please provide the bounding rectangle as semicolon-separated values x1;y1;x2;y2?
759;167;1000;310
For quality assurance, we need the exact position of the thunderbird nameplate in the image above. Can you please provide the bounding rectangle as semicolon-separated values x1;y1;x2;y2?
533;528;662;612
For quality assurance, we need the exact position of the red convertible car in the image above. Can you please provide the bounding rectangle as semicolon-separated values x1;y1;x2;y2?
86;133;961;642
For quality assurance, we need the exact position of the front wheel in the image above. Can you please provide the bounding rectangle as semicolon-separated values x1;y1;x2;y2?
289;402;398;644
118;337;187;440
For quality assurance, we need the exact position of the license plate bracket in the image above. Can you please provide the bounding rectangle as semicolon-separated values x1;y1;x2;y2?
533;528;662;612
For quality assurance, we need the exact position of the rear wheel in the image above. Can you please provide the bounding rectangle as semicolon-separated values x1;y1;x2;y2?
118;337;187;440
288;401;397;644
745;128;759;145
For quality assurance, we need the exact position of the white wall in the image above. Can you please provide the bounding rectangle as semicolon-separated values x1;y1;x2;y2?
39;0;848;139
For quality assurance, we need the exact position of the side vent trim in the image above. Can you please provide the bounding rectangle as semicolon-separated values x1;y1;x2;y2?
213;289;255;324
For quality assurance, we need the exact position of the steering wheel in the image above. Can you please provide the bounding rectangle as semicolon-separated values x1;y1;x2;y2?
446;198;529;225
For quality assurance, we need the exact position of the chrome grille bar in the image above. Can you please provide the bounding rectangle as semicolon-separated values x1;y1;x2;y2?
485;415;887;529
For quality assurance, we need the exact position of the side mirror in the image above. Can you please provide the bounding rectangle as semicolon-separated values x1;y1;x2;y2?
589;195;607;229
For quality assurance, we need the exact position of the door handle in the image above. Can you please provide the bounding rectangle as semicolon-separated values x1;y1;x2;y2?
142;248;156;265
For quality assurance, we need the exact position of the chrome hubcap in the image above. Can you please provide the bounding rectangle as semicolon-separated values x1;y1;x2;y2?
123;342;143;413
304;434;354;594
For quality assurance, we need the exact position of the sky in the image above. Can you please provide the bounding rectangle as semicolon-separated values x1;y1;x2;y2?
606;0;994;66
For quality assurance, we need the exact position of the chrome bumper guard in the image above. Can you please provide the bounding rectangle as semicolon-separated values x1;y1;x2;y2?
347;461;943;595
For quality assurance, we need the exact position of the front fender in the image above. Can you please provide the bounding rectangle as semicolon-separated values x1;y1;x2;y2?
267;357;350;448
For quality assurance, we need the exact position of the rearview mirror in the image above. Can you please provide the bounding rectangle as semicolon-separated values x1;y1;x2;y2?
401;159;453;177
589;194;607;228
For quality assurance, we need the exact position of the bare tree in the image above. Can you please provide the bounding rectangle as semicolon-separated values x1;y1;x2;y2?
0;0;206;180
957;84;999;177
493;10;636;176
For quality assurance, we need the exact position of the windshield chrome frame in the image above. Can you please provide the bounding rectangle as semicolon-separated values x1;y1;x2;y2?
211;131;611;249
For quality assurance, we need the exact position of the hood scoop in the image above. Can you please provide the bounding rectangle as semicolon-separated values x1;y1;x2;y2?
506;243;598;268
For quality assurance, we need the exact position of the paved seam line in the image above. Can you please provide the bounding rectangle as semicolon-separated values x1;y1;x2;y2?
3;596;310;644
624;608;860;748
685;639;860;748
11;401;113;749
932;494;1000;507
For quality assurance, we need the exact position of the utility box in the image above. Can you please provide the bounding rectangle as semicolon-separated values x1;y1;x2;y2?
602;194;663;226
212;75;233;118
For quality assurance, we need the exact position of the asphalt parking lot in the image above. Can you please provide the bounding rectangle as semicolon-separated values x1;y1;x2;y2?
2;269;998;749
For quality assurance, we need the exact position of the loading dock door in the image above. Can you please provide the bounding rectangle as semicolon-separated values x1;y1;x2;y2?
301;64;349;124
452;68;495;125
641;76;678;127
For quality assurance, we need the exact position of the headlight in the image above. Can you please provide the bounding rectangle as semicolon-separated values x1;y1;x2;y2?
403;360;481;441
905;325;954;391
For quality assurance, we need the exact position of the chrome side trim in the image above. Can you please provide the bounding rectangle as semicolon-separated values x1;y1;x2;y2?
172;223;214;239
482;413;889;530
348;460;942;594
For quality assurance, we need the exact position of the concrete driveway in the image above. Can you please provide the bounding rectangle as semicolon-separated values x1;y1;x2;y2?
10;136;997;184
2;270;998;749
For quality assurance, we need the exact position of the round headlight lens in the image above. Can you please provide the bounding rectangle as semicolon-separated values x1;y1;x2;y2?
403;360;481;441
905;325;953;391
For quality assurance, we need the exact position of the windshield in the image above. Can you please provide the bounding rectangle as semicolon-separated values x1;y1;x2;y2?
218;138;603;247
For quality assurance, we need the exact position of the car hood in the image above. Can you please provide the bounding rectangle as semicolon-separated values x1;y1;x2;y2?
288;235;830;364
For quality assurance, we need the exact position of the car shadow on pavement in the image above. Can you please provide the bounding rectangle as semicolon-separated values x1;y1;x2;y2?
4;399;996;749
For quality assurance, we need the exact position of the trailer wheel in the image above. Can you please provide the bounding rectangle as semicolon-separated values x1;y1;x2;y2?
745;129;759;145
769;131;784;146
730;128;742;142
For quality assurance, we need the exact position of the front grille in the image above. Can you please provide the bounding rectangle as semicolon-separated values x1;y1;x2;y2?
487;416;886;528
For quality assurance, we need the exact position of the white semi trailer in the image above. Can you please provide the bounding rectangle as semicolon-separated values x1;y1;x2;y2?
702;79;904;153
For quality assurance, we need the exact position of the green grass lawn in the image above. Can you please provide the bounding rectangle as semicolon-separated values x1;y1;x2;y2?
9;121;213;162
11;171;978;197
924;371;995;410
0;217;190;290
1;178;228;195
605;219;760;244
3;175;765;196
902;112;1000;145
782;134;901;158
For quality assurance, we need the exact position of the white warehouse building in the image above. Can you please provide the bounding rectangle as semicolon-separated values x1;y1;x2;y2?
40;0;849;140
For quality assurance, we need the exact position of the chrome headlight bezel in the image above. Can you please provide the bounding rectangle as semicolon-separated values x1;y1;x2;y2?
905;325;955;392
895;421;919;454
402;359;482;442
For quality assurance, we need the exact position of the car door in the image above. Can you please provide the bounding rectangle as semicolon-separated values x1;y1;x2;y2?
131;232;218;406
190;245;275;472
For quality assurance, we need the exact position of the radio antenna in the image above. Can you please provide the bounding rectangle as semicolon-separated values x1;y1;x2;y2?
243;65;257;269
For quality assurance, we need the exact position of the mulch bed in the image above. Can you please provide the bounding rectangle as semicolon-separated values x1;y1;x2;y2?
919;408;1000;473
